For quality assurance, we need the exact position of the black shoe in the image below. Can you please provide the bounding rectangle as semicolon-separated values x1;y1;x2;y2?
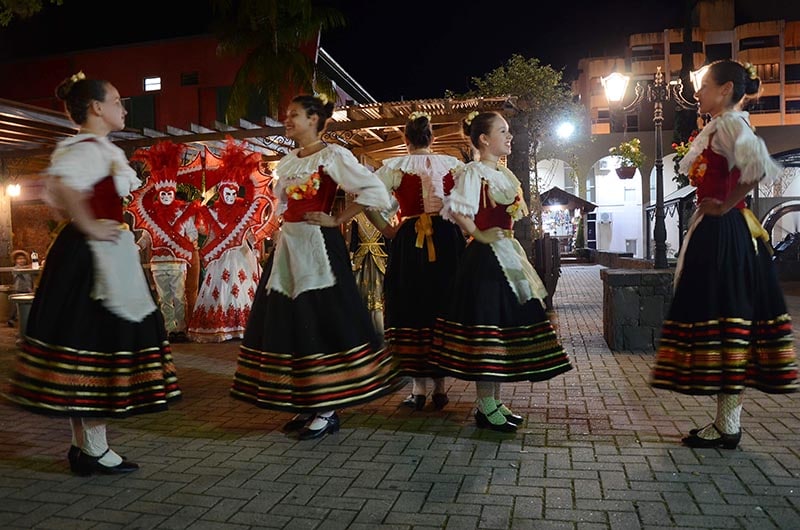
282;414;312;432
496;403;523;425
431;393;449;410
402;394;426;411
75;449;139;476
173;331;188;343
682;424;741;450
474;410;517;433
297;413;340;440
67;445;80;473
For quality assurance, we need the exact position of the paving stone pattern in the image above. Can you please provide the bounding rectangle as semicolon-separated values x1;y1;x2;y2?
1;264;799;529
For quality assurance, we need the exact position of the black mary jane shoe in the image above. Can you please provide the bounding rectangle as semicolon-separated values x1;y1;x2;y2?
496;403;523;426
75;449;140;476
474;410;518;433
68;445;81;473
431;393;449;411
297;413;340;441
402;394;426;411
282;414;312;432
682;424;741;450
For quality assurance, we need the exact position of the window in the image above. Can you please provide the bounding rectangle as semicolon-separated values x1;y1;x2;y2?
756;63;780;83
705;43;732;62
669;41;703;55
786;100;800;113
786;64;800;83
748;95;780;114
631;44;664;61
124;94;155;130
739;35;780;51
144;76;161;92
180;72;199;86
624;186;638;202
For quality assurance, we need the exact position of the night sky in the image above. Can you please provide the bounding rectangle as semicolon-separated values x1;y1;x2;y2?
0;0;797;102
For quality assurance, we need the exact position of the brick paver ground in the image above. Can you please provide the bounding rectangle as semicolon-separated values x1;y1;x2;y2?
1;264;799;529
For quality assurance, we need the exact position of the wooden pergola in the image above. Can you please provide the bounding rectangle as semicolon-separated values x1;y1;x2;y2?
0;96;515;178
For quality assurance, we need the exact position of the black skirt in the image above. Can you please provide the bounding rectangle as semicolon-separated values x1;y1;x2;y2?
652;209;797;395
383;215;465;376
430;238;573;382
5;223;181;418
232;226;401;412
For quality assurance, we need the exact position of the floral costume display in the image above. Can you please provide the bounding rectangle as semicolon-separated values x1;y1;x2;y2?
374;153;466;376
5;134;181;417
187;142;270;343
651;111;797;395
231;144;401;412
430;161;573;382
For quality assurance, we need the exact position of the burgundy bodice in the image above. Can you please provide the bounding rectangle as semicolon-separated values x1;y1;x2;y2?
282;167;339;222
89;176;124;222
473;181;514;231
394;171;455;218
691;144;746;210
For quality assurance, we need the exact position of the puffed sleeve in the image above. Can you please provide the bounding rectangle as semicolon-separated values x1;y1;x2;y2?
324;145;392;210
47;141;110;193
373;163;403;191
441;163;481;221
715;113;783;186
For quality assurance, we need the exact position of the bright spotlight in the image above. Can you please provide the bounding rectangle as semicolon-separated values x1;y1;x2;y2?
6;183;20;197
556;122;575;139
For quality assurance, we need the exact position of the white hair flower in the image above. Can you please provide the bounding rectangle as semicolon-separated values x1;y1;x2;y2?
465;111;479;126
408;111;431;122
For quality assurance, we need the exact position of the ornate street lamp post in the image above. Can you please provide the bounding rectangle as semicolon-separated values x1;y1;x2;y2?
602;66;698;269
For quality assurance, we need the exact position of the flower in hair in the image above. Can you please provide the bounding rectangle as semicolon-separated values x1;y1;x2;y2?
70;71;86;84
465;111;479;126
743;62;758;80
408;111;431;122
316;93;329;105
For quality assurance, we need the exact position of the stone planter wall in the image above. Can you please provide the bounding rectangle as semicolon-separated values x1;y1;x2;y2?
600;268;674;351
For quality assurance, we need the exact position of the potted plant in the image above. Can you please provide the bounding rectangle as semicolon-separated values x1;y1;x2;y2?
608;138;645;179
671;130;697;188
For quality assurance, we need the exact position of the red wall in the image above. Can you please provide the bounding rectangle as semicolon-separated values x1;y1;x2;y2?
0;35;246;130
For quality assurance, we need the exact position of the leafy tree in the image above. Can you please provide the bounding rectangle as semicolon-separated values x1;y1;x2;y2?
0;0;62;26
460;54;585;256
211;0;345;123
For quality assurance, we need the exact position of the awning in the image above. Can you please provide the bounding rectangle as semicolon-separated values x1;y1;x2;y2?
540;186;597;213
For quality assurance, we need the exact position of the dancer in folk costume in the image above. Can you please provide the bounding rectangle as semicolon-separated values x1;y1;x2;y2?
430;111;573;432
231;94;400;440
651;60;797;449
349;209;389;337
130;140;199;343
366;111;466;412
187;140;269;343
4;72;180;476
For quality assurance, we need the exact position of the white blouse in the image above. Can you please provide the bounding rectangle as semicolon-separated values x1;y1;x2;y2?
677;110;782;186
274;143;392;216
374;154;464;215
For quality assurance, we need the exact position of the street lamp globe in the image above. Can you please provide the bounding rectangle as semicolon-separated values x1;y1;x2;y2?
601;72;630;103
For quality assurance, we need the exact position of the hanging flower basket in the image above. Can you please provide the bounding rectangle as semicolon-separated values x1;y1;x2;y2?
616;166;636;179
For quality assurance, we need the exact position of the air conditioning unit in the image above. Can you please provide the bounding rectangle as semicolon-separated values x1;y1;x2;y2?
599;211;613;224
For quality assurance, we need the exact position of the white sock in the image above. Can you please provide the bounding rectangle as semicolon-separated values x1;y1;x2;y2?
411;378;426;396
716;393;742;434
81;419;109;457
70;418;83;447
307;411;334;430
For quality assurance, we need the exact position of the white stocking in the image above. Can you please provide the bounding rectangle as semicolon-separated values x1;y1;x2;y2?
411;377;427;396
697;393;743;439
69;418;83;447
81;419;122;466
